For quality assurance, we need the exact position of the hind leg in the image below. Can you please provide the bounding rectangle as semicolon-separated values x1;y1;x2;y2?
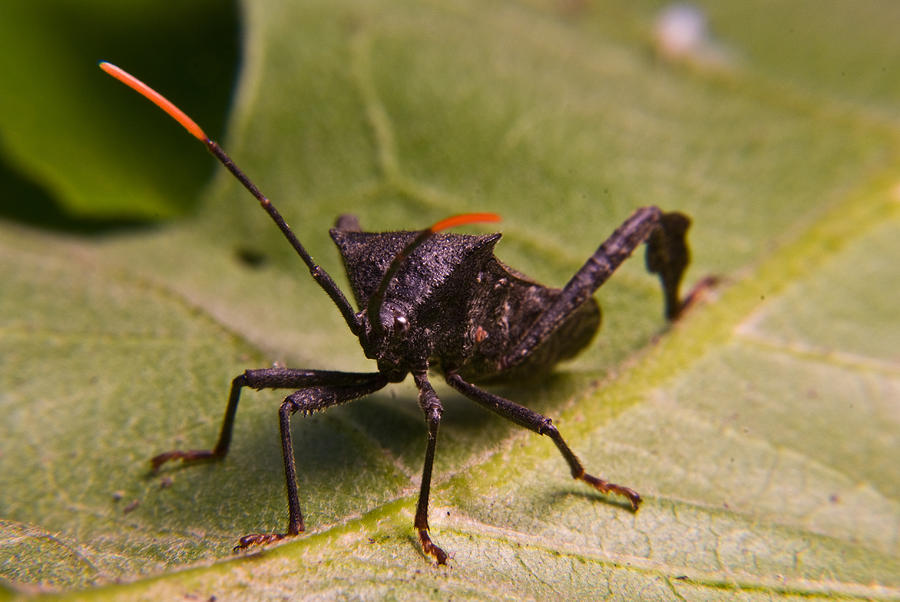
500;207;691;372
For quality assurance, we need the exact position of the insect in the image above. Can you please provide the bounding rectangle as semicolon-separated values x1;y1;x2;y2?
100;61;693;564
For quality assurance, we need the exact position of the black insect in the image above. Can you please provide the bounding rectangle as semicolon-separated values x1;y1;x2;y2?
101;62;694;564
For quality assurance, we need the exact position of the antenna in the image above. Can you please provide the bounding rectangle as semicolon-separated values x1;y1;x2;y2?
100;62;501;341
99;61;362;334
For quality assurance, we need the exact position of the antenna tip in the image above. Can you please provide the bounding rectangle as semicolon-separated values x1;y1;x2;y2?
98;60;208;142
428;212;502;234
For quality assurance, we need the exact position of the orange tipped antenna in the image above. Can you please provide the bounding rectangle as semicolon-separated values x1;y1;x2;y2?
99;61;363;334
367;212;501;331
99;62;207;142
427;212;500;233
99;62;502;342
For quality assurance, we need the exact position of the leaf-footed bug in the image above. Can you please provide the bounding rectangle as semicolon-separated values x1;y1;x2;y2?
101;61;697;564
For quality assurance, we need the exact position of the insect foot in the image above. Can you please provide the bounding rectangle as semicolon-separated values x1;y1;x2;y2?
149;449;220;472
579;472;642;511
418;528;449;565
233;532;292;552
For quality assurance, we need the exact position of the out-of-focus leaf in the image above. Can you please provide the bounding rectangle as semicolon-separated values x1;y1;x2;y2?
0;0;239;221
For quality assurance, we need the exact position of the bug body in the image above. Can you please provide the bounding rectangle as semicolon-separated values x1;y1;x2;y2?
330;218;600;381
101;62;694;564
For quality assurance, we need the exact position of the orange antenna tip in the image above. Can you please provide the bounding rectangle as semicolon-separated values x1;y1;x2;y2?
428;212;501;234
99;61;208;142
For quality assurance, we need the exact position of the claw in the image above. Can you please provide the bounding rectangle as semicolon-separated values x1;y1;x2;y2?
676;274;720;317
417;528;448;565
580;472;642;511
233;532;289;552
150;449;218;472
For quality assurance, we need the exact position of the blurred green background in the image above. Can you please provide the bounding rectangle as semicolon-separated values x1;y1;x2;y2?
0;0;240;227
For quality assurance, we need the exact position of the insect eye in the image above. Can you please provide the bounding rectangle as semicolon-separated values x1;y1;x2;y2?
393;315;410;333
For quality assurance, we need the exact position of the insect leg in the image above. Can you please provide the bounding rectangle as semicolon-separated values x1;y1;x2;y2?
445;372;640;509
411;372;448;564
235;371;389;549
151;368;386;471
502;207;690;372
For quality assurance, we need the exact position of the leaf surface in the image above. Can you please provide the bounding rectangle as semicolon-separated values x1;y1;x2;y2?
1;0;898;599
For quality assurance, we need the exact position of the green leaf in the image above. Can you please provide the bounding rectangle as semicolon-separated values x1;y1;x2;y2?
1;0;898;599
0;0;239;221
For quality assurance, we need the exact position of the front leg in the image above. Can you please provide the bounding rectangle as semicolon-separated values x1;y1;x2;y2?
502;206;691;371
151;368;387;470
149;368;388;550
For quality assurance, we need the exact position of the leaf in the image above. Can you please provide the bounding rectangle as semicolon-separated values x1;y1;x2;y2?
0;0;239;220
1;0;898;599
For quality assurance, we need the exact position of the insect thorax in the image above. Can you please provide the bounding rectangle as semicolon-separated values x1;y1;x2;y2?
330;224;601;380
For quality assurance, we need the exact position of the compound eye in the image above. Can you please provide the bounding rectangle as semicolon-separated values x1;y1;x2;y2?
378;302;410;335
393;314;410;333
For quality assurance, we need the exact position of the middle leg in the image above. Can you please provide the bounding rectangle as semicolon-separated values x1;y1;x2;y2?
445;372;640;509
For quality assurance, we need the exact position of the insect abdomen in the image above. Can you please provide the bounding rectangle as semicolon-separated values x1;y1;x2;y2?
454;260;601;381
